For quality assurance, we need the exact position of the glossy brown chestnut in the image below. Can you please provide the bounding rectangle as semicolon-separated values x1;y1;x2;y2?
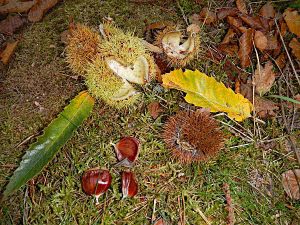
81;168;112;204
122;171;138;198
114;137;140;166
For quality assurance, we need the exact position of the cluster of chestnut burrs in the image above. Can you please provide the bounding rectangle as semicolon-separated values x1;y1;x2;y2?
81;137;140;204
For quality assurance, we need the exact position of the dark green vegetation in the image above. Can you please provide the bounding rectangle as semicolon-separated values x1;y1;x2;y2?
1;0;299;224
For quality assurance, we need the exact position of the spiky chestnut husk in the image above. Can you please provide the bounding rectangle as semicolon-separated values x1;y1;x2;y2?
85;24;156;108
99;24;156;79
85;56;140;108
163;110;224;163
66;24;101;75
154;26;200;67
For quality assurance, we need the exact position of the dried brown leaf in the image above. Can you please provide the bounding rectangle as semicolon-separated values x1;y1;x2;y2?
0;0;34;14
254;96;278;118
0;40;19;65
280;20;288;37
236;0;247;14
147;101;163;119
218;43;238;57
254;30;268;51
238;28;254;68
253;61;276;95
0;15;26;35
221;28;236;44
275;52;286;70
259;2;275;19
217;8;239;20
240;15;263;30
153;218;166;225
283;8;300;38
282;169;300;200
60;29;70;44
223;183;235;225
199;7;216;25
289;38;300;61
227;16;243;30
28;0;60;22
266;34;279;51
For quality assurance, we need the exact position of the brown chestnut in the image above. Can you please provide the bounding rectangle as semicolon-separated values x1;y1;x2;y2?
81;168;112;204
113;137;140;167
122;171;138;198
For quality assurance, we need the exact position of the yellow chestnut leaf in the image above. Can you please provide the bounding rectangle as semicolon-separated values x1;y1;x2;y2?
162;69;253;121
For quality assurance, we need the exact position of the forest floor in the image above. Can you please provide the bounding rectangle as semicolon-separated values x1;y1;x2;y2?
0;0;299;224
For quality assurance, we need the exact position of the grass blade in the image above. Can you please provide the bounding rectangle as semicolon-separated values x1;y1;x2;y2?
268;95;300;105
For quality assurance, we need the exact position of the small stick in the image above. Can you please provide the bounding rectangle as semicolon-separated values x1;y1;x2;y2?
223;183;235;225
151;198;157;223
275;19;300;86
176;0;189;26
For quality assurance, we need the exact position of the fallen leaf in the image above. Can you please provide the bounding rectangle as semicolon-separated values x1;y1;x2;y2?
236;0;247;14
240;15;263;30
223;183;235;225
217;8;239;20
259;2;275;18
249;169;273;197
0;15;26;35
283;8;300;38
289;38;300;61
254;96;278;118
282;169;300;200
227;16;243;30
280;19;288;37
199;7;216;25
60;29;70;44
240;79;253;101
28;0;60;22
221;28;236;44
0;0;34;14
147;101;163;119
253;61;276;95
0;40;19;65
275;52;286;70
254;30;268;51
153;218;166;225
266;34;279;51
162;69;253;121
238;28;254;68
218;43;238;57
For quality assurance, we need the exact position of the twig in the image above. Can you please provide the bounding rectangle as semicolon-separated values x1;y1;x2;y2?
176;0;189;26
151;198;157;223
275;19;300;86
193;205;212;225
223;183;235;225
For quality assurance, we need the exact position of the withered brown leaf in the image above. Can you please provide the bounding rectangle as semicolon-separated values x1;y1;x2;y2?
254;96;278;118
259;2;275;19
238;28;254;68
221;28;236;44
0;0;34;14
227;16;243;30
217;8;239;20
28;0;60;22
236;0;247;14
147;101;163;119
240;15;263;30
0;15;26;35
254;30;268;51
282;169;300;200
218;43;238;57
275;52;286;70
289;38;300;61
0;40;19;65
283;8;300;38
253;61;276;95
199;7;216;25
